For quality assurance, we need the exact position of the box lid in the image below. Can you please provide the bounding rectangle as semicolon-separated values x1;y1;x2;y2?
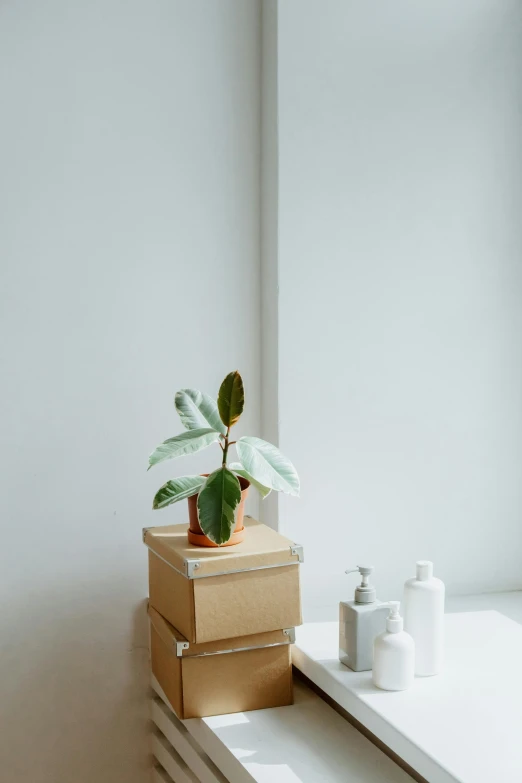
143;516;303;578
148;605;295;657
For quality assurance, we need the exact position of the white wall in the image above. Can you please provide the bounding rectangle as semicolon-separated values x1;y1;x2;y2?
260;0;279;529
0;2;261;780
275;0;522;616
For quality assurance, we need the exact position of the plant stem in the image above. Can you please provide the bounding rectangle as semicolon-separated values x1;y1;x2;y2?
222;426;231;467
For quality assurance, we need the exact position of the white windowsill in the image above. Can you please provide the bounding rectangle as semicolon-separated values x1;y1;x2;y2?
292;591;522;783
152;674;413;782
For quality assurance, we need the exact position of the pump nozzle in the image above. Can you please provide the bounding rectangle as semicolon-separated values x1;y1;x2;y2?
344;566;376;604
379;601;403;633
345;565;374;583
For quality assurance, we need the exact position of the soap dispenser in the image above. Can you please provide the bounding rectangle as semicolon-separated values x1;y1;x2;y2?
373;601;414;691
339;566;386;671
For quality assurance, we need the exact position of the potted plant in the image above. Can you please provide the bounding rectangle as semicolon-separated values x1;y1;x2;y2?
148;370;299;546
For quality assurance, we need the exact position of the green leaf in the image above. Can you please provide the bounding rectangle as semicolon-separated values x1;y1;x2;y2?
148;428;221;469
235;437;300;496
175;388;226;435
217;370;244;428
153;475;206;509
197;467;242;545
229;462;271;499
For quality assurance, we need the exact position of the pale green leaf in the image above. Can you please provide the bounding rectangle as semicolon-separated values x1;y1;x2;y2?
229;462;271;499
217;371;244;428
148;428;220;469
197;467;241;545
175;388;226;435
235;437;300;496
153;475;206;509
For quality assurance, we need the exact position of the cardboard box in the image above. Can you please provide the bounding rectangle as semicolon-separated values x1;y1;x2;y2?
144;517;303;643
149;606;294;719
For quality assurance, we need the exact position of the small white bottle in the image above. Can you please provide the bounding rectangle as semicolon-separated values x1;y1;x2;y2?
373;602;414;691
403;560;445;676
339;565;386;672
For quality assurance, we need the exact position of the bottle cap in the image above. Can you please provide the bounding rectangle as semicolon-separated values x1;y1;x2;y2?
345;565;376;604
416;560;433;581
384;601;403;633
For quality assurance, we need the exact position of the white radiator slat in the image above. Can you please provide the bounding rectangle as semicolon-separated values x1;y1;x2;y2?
151;697;228;783
151;675;251;783
151;732;200;783
152;765;175;783
181;718;252;783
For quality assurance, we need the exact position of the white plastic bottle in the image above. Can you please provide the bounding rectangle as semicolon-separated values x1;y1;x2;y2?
403;560;445;676
373;602;415;691
339;566;386;672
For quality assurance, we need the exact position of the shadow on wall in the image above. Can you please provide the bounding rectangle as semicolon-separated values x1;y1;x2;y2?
0;578;150;783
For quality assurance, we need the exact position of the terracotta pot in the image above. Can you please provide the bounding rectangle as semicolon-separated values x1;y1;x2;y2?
187;474;250;547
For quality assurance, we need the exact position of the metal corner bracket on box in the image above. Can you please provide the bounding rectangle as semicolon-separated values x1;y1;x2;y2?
291;544;304;562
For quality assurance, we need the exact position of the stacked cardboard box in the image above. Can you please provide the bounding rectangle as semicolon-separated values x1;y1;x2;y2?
144;516;303;719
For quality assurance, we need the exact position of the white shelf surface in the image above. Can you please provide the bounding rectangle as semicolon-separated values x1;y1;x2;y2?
152;674;411;783
293;592;522;783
